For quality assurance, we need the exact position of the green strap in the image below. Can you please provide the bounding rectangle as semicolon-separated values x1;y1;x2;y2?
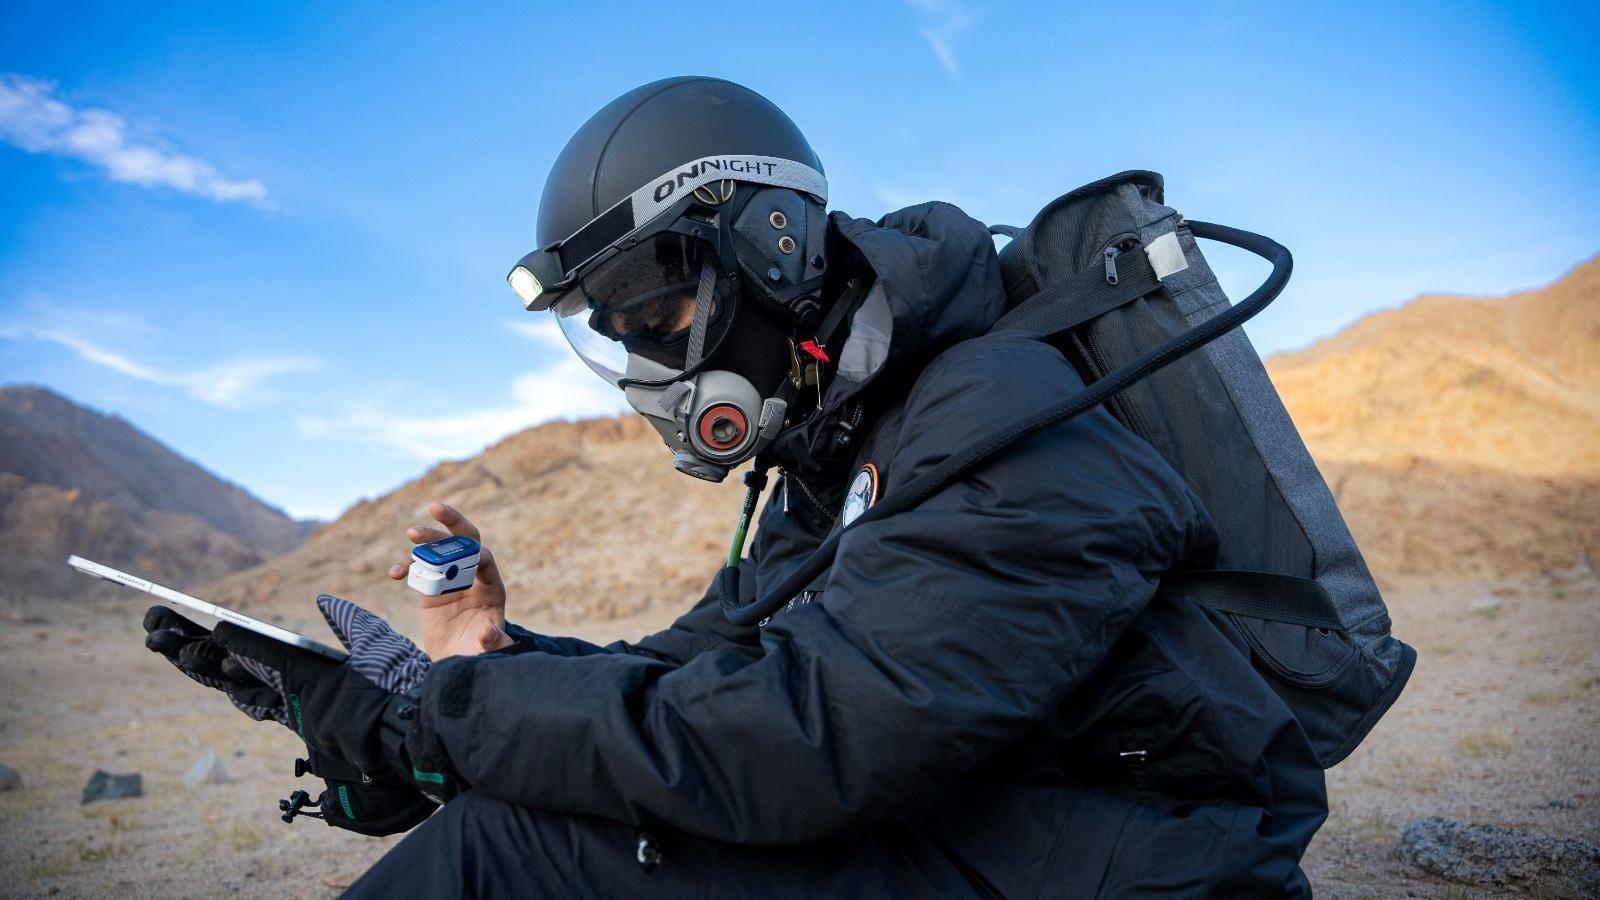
725;466;770;567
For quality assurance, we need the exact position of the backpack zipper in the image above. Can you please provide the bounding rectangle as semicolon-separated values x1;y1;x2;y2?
1078;235;1142;429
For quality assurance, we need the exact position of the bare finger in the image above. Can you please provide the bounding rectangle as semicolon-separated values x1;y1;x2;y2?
406;525;451;545
430;502;482;542
388;558;410;581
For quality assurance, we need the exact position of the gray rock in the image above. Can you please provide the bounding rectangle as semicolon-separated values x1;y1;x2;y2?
1397;816;1600;894
80;769;143;804
182;748;231;786
0;763;20;791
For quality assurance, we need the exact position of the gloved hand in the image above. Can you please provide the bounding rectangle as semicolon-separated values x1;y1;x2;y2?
143;605;286;723
145;595;458;831
211;594;461;801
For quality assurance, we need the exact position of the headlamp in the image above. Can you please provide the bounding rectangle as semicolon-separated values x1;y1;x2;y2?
506;246;570;312
507;265;544;311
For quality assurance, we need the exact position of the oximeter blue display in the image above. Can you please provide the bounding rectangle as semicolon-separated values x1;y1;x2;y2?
408;535;482;596
412;536;480;566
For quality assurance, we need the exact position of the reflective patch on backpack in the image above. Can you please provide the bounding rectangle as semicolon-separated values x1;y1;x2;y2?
841;463;878;526
1146;231;1189;279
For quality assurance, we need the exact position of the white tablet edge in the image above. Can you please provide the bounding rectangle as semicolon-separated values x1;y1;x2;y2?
67;555;349;662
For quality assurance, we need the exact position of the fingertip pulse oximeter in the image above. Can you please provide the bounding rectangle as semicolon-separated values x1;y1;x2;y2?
408;535;481;596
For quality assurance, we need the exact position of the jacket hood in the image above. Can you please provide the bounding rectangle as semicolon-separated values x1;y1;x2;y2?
770;201;1009;479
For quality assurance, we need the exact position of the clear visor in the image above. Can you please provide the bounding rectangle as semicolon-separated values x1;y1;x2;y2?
551;233;728;387
556;309;631;385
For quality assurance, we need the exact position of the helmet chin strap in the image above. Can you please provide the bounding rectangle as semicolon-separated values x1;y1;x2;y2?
683;259;719;371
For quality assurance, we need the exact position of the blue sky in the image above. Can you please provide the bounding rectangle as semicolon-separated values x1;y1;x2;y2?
2;0;1597;520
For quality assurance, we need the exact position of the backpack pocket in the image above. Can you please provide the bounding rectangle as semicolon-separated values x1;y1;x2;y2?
1228;614;1358;690
1225;610;1413;765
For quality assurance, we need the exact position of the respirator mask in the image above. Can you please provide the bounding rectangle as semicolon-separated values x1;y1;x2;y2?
505;154;830;482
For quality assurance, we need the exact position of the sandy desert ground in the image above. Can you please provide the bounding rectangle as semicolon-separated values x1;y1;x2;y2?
1;565;1595;898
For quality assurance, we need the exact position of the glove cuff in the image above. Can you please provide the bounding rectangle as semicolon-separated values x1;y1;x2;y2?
383;681;466;803
314;774;437;837
291;749;437;837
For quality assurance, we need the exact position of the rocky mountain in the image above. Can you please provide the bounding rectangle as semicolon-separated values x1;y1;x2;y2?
209;254;1599;629
1267;255;1600;579
0;385;315;599
1268;256;1599;475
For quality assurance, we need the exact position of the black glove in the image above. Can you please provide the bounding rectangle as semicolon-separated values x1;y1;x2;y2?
145;596;459;831
281;747;436;837
143;605;286;723
211;594;463;801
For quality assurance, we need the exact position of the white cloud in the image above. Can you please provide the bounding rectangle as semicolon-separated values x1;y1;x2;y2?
905;0;977;75
0;73;268;205
296;318;629;460
0;323;319;407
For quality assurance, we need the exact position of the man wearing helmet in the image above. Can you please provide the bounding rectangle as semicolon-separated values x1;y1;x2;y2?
148;77;1329;896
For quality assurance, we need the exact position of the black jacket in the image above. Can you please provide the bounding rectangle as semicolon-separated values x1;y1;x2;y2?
417;203;1327;897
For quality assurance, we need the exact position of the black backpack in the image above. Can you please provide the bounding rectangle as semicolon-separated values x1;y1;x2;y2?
989;171;1414;766
725;171;1415;768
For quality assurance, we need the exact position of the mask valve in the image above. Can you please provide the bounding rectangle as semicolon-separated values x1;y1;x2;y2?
697;404;749;452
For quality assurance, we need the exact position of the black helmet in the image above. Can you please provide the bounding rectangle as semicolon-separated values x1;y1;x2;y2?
535;76;823;251
507;77;832;482
507;78;829;336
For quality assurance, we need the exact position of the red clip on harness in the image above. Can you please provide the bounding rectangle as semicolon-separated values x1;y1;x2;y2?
798;339;830;363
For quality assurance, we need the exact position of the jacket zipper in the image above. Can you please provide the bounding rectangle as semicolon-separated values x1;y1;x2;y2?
787;470;838;524
833;402;865;451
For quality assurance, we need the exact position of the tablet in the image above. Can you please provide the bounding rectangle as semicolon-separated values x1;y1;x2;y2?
68;555;349;662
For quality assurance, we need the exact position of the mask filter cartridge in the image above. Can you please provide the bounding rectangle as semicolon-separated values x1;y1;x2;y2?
624;358;787;482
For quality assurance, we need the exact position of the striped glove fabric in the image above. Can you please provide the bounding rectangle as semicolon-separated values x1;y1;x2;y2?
221;594;432;697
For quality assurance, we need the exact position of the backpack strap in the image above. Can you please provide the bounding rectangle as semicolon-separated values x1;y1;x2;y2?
1163;570;1345;631
993;246;1163;337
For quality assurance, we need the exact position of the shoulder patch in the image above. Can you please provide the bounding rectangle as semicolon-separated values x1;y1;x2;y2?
841;463;879;526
